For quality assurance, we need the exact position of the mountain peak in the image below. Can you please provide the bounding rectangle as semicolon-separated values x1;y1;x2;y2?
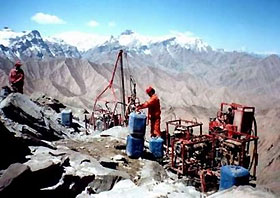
120;30;134;35
262;54;280;65
267;54;280;59
30;30;41;37
3;27;13;32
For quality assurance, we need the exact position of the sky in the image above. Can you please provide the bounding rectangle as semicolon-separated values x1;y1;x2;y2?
0;0;279;54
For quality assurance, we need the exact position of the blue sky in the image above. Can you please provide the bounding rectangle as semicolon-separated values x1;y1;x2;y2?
0;0;280;54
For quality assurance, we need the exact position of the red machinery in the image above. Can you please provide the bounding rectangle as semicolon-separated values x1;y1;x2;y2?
165;102;259;192
209;102;257;136
170;134;215;175
165;119;203;155
165;119;217;191
209;102;258;179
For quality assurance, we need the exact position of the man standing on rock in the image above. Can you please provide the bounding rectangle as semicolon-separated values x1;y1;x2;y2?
136;86;161;137
9;61;24;94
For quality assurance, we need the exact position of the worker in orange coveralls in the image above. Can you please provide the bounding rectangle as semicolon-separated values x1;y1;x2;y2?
136;86;161;137
9;61;24;94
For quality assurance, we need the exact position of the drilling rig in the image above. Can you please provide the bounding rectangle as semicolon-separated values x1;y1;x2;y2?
90;50;139;131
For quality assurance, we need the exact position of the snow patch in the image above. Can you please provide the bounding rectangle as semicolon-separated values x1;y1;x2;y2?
44;36;66;44
0;28;28;47
170;31;211;51
209;186;277;198
143;49;151;55
80;179;201;198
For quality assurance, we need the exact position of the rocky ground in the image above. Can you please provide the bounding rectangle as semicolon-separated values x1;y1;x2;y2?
0;93;277;198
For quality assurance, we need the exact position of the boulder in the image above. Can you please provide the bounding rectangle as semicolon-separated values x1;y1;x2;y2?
55;147;129;196
0;86;11;102
24;147;67;190
9;124;56;149
87;173;126;194
0;93;43;122
0;163;32;197
0;121;30;170
31;93;66;113
138;160;168;185
0;93;64;141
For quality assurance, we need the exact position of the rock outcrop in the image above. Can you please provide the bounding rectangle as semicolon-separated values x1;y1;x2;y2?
0;93;277;198
0;121;30;170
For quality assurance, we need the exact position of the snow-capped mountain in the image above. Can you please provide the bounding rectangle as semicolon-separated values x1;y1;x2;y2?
0;28;215;63
1;28;279;99
81;30;214;70
51;29;212;53
0;28;81;60
0;27;26;46
45;37;81;59
116;30;212;52
53;31;110;52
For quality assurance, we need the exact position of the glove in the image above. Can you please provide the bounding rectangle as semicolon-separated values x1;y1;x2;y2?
136;104;142;112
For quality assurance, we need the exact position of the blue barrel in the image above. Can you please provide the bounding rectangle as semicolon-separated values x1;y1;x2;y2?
128;112;147;138
219;165;250;190
149;137;164;158
126;135;144;158
61;109;72;126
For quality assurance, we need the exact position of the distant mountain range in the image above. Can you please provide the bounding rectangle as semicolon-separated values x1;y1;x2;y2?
0;28;80;60
0;28;213;60
0;27;279;100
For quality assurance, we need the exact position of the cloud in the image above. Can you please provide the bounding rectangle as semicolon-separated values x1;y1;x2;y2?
169;30;197;38
53;31;109;51
31;12;66;24
87;20;99;27
168;30;204;44
108;21;116;27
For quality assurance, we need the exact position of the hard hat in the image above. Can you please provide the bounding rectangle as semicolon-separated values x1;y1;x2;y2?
15;60;22;67
146;86;154;94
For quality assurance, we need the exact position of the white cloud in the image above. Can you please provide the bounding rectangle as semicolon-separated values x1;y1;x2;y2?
108;21;116;27
31;12;66;24
169;30;200;41
87;20;99;27
53;31;109;51
169;30;195;37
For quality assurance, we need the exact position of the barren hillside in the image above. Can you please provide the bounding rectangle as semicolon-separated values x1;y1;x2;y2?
0;56;280;194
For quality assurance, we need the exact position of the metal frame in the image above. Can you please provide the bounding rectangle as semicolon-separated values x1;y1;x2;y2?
220;102;256;134
208;102;258;178
170;134;215;175
165;102;259;192
212;130;258;178
90;50;126;130
165;119;203;155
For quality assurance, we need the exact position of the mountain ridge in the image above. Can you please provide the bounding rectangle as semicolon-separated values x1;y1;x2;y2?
0;28;279;101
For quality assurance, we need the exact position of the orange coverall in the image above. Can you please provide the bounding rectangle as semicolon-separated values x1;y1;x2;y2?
137;94;161;137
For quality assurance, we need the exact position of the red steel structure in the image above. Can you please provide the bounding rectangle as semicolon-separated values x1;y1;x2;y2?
90;50;126;130
209;102;258;179
165;102;259;192
165;119;203;155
